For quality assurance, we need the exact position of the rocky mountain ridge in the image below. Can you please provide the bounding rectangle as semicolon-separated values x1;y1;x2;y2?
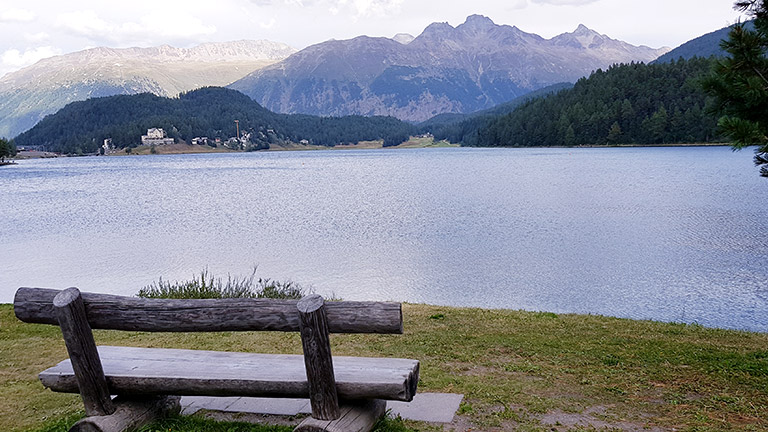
230;15;669;121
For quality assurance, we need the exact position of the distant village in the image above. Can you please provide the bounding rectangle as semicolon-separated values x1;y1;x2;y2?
101;126;269;154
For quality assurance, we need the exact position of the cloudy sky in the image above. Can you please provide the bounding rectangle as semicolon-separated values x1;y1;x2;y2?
0;0;745;77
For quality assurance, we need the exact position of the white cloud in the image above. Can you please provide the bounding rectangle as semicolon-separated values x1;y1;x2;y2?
138;12;216;39
0;8;35;22
531;0;600;5
260;18;277;29
24;32;50;43
55;9;215;46
2;46;60;69
56;10;112;38
501;0;529;10
250;0;403;17
348;0;404;17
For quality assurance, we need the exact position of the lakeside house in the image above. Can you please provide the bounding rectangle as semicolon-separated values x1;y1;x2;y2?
102;138;113;154
141;128;174;146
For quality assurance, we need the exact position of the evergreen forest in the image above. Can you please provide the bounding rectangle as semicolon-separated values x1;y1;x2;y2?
13;87;415;154
430;57;722;147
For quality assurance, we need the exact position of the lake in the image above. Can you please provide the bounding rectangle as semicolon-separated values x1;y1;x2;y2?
1;147;767;332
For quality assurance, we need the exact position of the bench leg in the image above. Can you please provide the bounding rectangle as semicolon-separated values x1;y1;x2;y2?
294;399;386;432
69;395;180;432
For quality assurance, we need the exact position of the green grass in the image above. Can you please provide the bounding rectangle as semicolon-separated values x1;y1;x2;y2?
2;303;767;431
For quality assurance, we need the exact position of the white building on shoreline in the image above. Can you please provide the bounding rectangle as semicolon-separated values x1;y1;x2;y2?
141;128;174;146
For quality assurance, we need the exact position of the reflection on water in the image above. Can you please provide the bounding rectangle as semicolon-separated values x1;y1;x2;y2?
1;147;767;331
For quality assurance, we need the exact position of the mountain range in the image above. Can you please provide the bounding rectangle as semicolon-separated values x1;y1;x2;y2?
229;15;669;122
2;15;672;138
0;40;296;138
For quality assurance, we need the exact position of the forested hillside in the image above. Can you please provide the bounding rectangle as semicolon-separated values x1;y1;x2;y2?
449;57;721;147
13;87;415;154
420;82;573;143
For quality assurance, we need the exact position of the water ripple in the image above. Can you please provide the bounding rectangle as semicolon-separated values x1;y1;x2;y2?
1;147;766;331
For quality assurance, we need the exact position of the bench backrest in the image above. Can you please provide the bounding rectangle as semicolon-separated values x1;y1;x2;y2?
14;287;403;334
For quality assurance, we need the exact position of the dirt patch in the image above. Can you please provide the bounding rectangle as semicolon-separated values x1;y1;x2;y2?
538;405;669;432
194;409;305;427
459;365;498;376
440;414;481;431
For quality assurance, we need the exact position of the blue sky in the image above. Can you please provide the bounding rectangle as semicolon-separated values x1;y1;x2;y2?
0;0;745;77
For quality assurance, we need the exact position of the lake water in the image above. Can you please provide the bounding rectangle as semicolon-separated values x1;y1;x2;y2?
2;147;767;332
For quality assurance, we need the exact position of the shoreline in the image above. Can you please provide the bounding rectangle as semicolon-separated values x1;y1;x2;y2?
11;140;733;159
0;300;760;333
577;142;730;148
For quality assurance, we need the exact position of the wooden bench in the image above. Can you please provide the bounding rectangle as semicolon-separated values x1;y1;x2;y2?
14;287;420;432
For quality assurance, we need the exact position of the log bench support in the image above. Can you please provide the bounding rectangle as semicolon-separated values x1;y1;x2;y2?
298;295;341;420
54;288;181;432
295;399;386;432
15;287;419;432
69;396;180;432
53;288;115;417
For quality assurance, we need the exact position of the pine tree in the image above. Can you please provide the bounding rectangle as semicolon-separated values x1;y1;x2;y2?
0;138;13;162
645;105;669;144
703;0;768;176
606;121;623;144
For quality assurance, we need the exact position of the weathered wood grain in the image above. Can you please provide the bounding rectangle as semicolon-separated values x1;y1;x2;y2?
70;395;180;432
295;399;386;432
298;295;340;420
53;288;115;417
15;287;403;334
39;346;420;401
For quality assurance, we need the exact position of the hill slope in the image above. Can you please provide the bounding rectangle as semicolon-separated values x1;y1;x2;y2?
654;21;754;63
230;15;668;122
13;87;415;154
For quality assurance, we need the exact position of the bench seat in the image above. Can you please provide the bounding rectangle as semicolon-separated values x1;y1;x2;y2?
40;345;419;402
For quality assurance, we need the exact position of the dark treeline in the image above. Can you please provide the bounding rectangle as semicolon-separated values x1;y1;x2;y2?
13;87;416;154
435;57;721;147
0;137;16;162
420;83;573;144
280;114;412;147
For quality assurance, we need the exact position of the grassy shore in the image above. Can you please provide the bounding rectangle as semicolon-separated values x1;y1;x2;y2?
2;303;766;431
110;137;457;155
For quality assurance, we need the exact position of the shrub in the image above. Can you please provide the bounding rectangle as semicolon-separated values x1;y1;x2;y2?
137;267;308;300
